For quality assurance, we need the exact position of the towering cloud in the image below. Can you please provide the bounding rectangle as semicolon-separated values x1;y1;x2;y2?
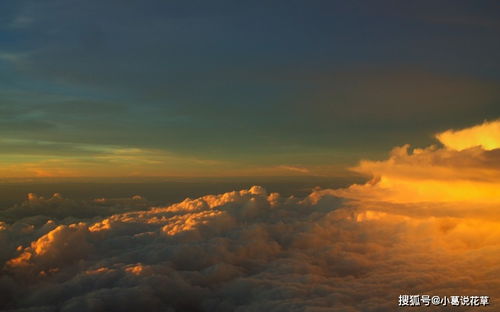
330;120;500;207
437;119;500;151
1;121;499;311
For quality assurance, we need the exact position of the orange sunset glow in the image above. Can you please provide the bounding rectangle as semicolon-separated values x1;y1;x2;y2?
1;1;500;311
2;119;499;311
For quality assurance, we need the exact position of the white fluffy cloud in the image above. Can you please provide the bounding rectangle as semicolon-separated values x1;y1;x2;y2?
1;121;500;311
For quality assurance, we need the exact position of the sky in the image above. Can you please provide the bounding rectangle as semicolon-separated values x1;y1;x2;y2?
1;3;500;309
0;0;499;178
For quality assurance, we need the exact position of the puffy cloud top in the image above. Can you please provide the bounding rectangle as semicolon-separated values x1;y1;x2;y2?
436;119;500;151
1;120;499;311
331;120;500;206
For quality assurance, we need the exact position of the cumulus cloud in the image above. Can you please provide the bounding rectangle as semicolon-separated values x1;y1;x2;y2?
1;121;500;311
329;120;500;208
436;119;500;151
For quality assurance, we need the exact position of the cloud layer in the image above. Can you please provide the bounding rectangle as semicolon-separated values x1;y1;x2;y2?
1;121;500;311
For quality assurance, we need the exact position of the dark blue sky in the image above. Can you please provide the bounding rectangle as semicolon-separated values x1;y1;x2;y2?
0;0;499;177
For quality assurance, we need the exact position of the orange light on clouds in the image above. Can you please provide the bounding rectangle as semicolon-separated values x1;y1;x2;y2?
3;119;500;311
328;120;500;206
437;119;500;151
